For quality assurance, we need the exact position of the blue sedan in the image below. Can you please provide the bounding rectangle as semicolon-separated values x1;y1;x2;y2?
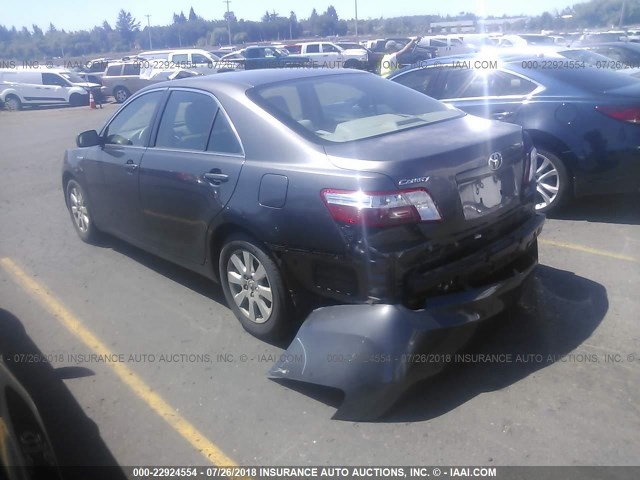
389;55;640;212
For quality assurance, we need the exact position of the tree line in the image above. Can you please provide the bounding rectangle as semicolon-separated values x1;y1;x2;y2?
0;0;638;60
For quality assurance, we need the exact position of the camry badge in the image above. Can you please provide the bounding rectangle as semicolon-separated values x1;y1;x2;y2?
398;176;429;186
488;152;503;171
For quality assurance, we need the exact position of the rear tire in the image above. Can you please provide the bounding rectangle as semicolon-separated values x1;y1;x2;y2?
534;148;570;214
113;87;130;103
4;95;22;111
219;234;292;340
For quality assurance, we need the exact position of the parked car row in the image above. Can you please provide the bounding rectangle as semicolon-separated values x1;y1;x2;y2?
389;53;640;213
0;68;101;110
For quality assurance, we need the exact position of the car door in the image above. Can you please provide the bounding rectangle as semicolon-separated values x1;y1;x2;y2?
83;89;165;241
190;53;215;74
121;63;146;94
320;43;342;67
303;43;324;65
138;89;245;264
40;73;69;103
432;68;539;122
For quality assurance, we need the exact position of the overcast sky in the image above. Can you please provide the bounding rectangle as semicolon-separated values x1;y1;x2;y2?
4;0;575;31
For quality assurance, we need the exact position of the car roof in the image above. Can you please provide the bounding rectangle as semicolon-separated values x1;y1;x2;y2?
155;68;370;92
584;41;640;49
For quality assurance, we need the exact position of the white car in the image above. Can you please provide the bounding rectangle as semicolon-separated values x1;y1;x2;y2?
138;49;221;75
297;42;368;69
0;68;100;110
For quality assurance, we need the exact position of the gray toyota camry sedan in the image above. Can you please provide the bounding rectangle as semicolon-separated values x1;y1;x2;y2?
63;69;543;342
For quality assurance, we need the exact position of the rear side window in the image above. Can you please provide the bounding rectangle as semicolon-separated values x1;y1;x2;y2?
172;54;189;63
106;65;121;76
155;90;217;151
393;68;441;96
458;71;537;98
306;44;320;53
208;112;242;155
122;63;140;76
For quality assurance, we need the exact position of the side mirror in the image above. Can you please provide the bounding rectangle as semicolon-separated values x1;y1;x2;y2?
76;130;102;148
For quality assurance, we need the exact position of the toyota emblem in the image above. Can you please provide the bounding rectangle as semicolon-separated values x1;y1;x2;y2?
488;152;503;171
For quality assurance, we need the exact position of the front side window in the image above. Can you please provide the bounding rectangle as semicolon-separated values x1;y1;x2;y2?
41;73;69;87
250;73;462;143
322;44;340;53
104;91;163;146
155;90;217;151
191;54;211;64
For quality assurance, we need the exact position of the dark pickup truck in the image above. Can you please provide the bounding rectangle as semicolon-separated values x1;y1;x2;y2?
231;46;311;70
367;38;438;73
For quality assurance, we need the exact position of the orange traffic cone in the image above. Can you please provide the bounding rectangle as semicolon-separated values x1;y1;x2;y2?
89;91;96;109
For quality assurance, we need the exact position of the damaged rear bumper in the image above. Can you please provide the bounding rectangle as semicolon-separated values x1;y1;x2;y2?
269;214;544;420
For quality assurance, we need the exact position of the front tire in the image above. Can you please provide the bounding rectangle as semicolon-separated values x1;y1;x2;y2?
343;59;360;69
4;95;22;111
219;234;292;339
534;148;569;213
65;179;100;243
69;93;85;107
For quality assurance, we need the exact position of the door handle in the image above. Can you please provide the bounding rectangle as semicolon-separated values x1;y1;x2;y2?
203;172;229;184
491;111;512;120
125;159;139;171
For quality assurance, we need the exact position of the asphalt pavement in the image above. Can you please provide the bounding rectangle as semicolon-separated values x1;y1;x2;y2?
0;104;638;469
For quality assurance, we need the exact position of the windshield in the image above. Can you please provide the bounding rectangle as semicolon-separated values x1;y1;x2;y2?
59;71;86;83
520;35;555;45
250;73;462;143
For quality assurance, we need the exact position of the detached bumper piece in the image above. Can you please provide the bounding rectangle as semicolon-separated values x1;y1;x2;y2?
269;214;544;421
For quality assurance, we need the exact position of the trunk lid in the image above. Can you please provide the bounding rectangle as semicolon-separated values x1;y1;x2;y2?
323;114;527;239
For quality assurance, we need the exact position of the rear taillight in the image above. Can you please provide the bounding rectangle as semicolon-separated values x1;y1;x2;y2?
595;105;640;123
321;188;441;228
523;146;538;185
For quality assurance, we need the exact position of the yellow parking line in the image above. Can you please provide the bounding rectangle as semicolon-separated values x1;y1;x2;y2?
0;257;244;473
539;238;640;264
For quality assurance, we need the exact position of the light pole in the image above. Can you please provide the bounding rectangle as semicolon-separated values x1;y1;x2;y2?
223;0;232;46
619;0;626;28
354;0;358;39
145;15;152;49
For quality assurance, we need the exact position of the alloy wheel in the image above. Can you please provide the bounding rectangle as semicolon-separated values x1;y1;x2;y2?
69;185;90;233
226;250;273;324
535;152;560;210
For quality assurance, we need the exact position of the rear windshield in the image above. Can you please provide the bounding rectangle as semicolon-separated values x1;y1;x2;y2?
519;35;555;45
542;66;640;93
249;73;462;143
